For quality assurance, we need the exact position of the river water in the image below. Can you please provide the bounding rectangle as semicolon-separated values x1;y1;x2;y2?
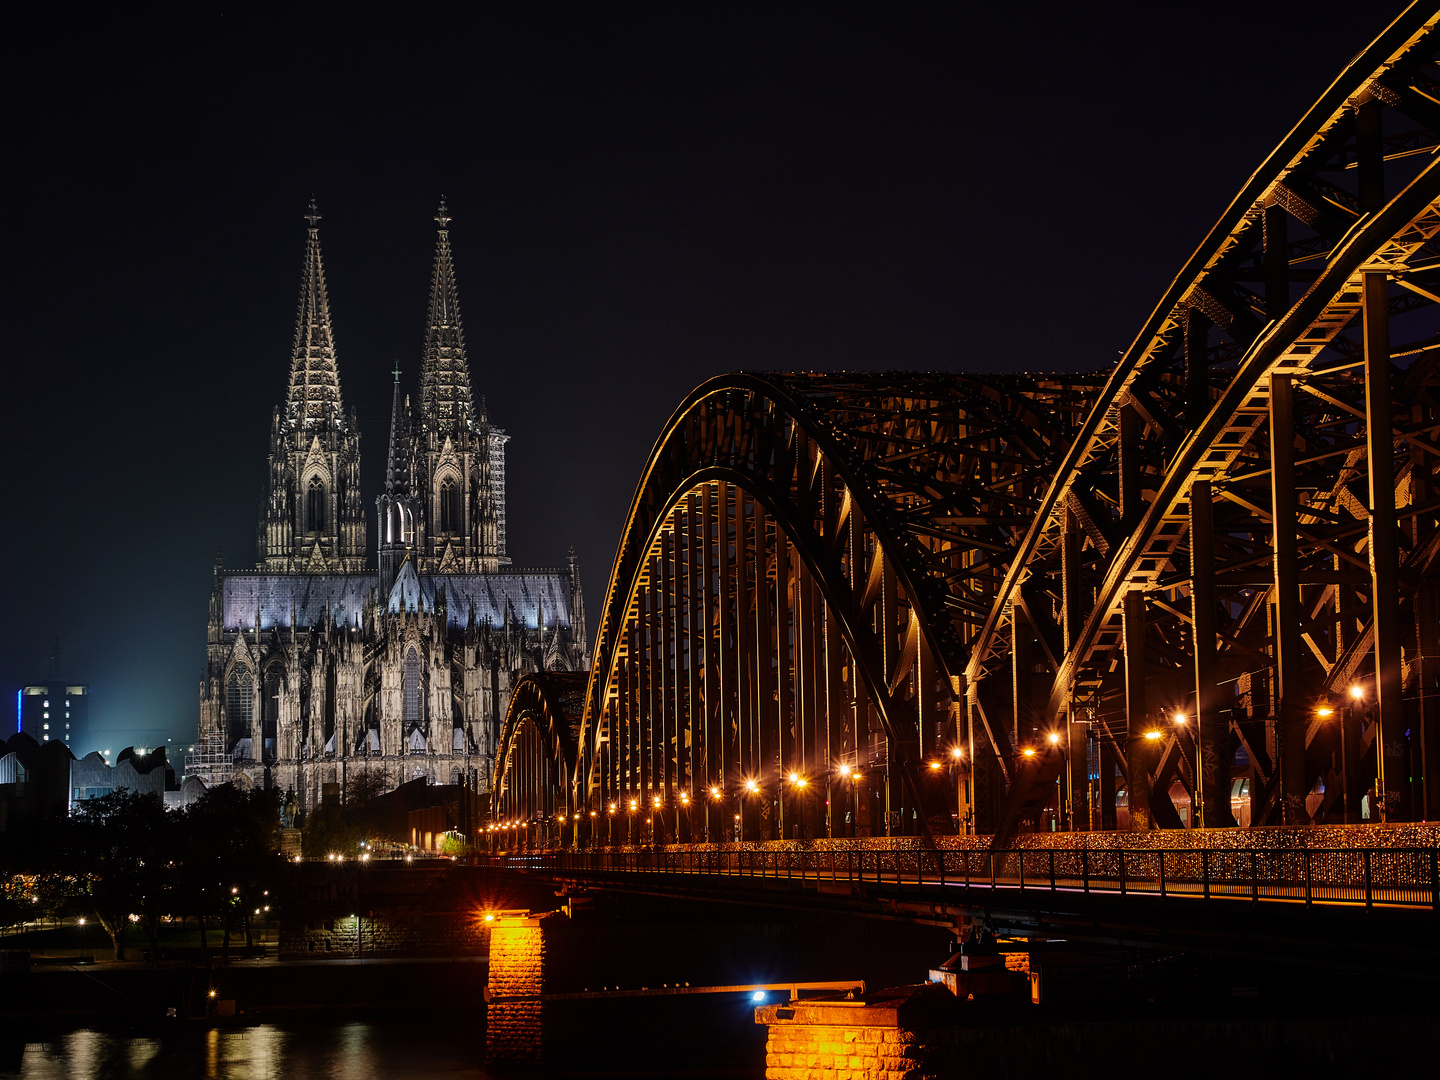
2;1022;489;1080
0;1016;762;1079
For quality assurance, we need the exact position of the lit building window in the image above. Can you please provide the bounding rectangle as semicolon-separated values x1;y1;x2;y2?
43;700;49;707
43;723;49;730
43;712;48;719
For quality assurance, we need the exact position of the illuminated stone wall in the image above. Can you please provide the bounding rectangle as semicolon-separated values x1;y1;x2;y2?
277;864;494;958
485;916;551;1066
755;986;957;1080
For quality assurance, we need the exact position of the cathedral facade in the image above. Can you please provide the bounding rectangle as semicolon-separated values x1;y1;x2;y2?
193;201;587;812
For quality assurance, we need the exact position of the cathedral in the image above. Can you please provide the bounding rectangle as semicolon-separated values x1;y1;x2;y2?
191;201;588;813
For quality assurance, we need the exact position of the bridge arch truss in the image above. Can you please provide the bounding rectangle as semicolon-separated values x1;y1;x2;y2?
496;5;1440;846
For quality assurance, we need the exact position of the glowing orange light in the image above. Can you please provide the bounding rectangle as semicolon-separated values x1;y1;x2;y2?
745;779;759;793
928;761;942;771
838;764;851;778
1144;730;1162;741
1047;732;1060;745
1021;748;1036;758
1349;685;1364;700
950;747;963;760
1317;707;1334;718
709;786;721;798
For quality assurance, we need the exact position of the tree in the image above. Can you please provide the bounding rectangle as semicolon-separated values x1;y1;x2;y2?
66;790;169;961
175;785;283;957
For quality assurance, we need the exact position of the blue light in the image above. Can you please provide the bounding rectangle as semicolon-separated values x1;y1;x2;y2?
15;690;20;734
751;991;766;1002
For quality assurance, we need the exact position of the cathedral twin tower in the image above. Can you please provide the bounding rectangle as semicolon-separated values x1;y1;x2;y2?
195;201;586;812
259;199;506;584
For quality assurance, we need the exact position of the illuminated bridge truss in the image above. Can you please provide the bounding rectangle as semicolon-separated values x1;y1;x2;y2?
497;4;1440;846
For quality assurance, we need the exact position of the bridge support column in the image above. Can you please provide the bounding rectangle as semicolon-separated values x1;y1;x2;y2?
485;912;555;1068
1191;480;1234;827
1124;589;1152;830
755;985;959;1080
1364;271;1401;823
1412;424;1440;822
1269;374;1307;825
1061;503;1088;831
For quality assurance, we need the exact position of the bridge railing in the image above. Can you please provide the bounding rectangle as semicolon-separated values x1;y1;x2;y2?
487;845;1440;911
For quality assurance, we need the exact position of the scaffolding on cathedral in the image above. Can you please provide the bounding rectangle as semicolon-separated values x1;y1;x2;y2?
183;729;234;789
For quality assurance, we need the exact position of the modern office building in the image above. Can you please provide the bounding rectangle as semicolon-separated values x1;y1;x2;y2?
17;683;87;746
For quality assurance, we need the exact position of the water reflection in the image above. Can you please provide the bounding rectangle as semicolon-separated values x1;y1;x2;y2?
4;1022;488;1079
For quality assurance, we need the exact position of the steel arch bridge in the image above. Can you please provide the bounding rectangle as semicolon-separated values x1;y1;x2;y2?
495;3;1440;849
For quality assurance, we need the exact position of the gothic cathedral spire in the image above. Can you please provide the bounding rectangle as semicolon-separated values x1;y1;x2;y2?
413;200;509;573
377;365;416;595
418;198;475;435
287;198;344;426
258;200;366;573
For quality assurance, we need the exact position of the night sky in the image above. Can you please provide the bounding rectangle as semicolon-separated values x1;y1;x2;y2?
3;2;1396;754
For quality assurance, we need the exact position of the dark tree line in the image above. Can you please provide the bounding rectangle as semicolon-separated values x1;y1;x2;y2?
0;785;283;961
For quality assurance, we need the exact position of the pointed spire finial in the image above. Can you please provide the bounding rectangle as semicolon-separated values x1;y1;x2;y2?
305;197;322;230
419;197;473;434
285;202;343;425
392;360;402;383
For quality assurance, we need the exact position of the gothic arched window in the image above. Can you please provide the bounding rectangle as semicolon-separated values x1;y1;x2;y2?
439;480;460;534
262;666;283;764
226;669;254;749
306;478;327;534
403;647;421;730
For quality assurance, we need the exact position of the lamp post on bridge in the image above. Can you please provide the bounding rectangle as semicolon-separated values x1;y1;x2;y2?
707;784;722;843
784;772;809;840
1349;684;1385;822
1171;712;1200;830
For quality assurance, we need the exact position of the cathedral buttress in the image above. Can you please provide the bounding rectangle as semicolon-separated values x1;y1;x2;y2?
258;200;365;572
414;200;508;574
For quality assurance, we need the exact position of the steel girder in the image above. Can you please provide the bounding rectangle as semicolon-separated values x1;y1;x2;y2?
492;6;1440;848
494;671;587;838
555;372;1099;846
972;4;1440;841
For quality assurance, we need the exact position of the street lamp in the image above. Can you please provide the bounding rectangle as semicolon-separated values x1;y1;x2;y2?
1171;712;1200;829
1349;685;1384;822
785;772;809;838
1314;705;1344;822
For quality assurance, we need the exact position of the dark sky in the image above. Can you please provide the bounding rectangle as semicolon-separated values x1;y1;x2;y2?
2;2;1398;753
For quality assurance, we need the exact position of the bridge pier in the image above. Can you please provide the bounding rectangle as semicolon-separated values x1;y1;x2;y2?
755;985;959;1080
484;911;555;1068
